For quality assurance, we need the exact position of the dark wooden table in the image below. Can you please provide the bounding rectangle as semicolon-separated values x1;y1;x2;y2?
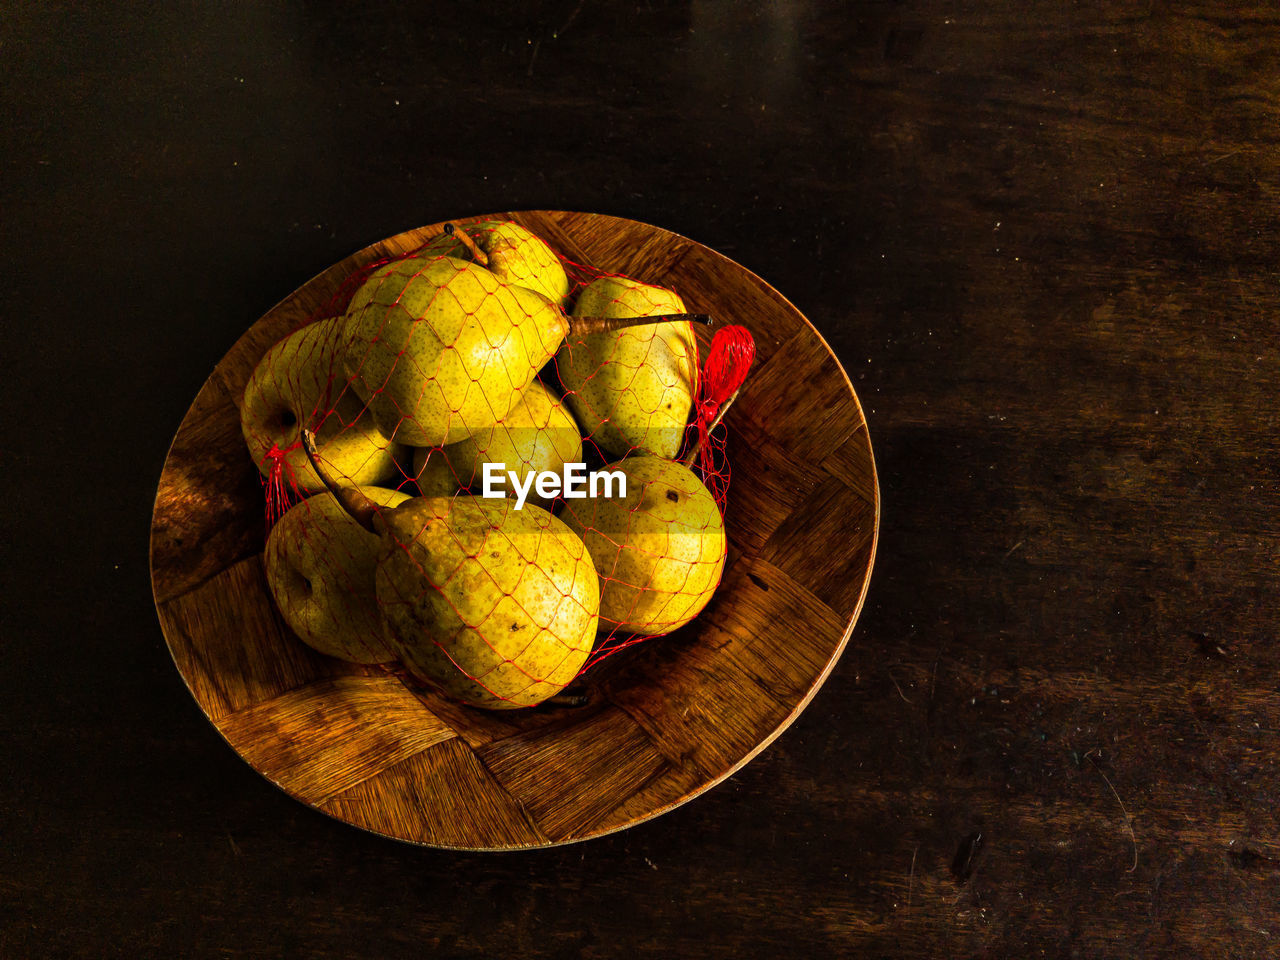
4;3;1278;957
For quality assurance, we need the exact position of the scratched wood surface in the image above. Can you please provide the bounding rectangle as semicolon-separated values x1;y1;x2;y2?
10;2;1280;957
149;211;880;848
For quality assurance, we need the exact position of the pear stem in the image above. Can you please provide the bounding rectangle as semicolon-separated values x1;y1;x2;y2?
299;429;381;533
680;387;742;467
443;222;490;267
566;312;712;338
546;687;591;708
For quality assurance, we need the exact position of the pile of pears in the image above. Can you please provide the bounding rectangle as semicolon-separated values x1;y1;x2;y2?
239;220;728;709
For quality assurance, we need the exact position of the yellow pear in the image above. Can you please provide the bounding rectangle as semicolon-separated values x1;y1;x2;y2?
341;256;566;448
299;431;598;710
240;319;404;493
263;485;411;663
561;456;725;636
421;219;570;304
558;276;699;460
412;380;583;511
376;496;599;709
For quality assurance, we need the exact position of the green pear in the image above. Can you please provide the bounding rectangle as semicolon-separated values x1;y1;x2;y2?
341;256;568;448
375;495;599;709
421;219;570;304
558;277;699;460
264;485;411;663
240;319;405;493
299;431;599;710
561;456;725;636
412;380;583;511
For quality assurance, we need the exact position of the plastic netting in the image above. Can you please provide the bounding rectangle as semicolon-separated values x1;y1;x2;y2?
240;219;754;709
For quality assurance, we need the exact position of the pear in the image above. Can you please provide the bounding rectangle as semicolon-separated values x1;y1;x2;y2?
341;256;566;448
558;277;699;460
412;380;583;511
561;456;725;636
301;432;599;710
240;319;405;493
377;496;599;708
421;219;570;304
264;485;411;663
342;255;701;452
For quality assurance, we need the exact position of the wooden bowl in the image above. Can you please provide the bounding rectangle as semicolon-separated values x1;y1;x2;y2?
149;211;879;849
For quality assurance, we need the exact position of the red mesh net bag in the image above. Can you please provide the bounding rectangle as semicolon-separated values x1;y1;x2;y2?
239;219;754;709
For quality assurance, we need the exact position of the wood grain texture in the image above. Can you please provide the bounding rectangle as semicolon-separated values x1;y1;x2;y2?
218;675;457;806
475;705;671;842
15;2;1280;955
148;212;878;849
157;556;352;721
319;739;549;849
